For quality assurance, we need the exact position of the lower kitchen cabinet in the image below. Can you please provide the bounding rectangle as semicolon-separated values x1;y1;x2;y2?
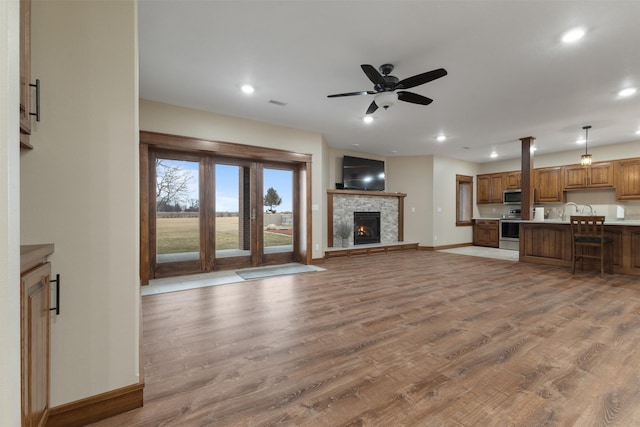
20;245;53;427
473;219;499;248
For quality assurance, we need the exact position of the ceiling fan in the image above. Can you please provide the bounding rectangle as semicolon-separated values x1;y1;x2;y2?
327;64;447;115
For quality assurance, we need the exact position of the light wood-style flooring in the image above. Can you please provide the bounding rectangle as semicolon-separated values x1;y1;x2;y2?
90;251;640;426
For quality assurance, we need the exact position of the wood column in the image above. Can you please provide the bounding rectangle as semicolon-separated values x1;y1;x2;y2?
520;136;535;220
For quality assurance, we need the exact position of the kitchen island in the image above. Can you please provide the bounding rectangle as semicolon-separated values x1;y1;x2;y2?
518;219;640;276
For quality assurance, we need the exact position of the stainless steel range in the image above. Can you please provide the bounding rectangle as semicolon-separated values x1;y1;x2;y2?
499;208;521;251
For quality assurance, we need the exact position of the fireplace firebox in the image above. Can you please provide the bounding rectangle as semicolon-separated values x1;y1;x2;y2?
353;211;381;245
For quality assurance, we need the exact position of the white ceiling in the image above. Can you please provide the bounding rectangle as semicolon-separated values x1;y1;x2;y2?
138;1;640;163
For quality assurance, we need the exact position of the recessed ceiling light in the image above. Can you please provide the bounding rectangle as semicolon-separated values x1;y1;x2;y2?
618;87;637;97
352;143;359;147
390;150;397;154
436;135;447;142
241;84;254;94
363;116;373;124
562;27;585;43
636;129;640;135
576;137;586;144
490;151;498;158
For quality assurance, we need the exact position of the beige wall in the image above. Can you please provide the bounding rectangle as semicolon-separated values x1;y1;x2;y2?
20;0;139;406
386;156;434;245
139;99;329;258
432;157;480;245
0;1;22;424
386;156;479;247
478;140;640;174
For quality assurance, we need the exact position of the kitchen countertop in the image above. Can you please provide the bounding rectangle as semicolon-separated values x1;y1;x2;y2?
505;219;640;226
473;217;640;225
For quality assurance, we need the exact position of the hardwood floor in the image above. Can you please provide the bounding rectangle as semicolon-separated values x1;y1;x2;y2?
90;251;640;426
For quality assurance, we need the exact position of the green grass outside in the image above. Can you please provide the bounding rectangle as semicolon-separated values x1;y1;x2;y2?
156;217;292;254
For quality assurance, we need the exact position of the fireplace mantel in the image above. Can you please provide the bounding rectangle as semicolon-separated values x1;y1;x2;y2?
327;189;407;198
327;190;406;248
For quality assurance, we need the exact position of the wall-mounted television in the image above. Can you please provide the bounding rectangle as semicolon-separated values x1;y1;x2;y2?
342;155;385;191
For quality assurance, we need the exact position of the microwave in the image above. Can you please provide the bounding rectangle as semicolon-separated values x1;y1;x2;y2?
503;189;521;205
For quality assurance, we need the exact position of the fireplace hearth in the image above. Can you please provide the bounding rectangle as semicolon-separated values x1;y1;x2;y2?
353;211;381;245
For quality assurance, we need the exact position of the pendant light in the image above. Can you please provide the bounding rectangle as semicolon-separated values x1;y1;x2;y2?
580;125;592;166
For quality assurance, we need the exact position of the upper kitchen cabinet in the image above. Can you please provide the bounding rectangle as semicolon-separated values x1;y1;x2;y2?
503;171;521;190
534;166;564;203
564;162;614;190
20;0;34;149
615;158;640;200
477;173;504;204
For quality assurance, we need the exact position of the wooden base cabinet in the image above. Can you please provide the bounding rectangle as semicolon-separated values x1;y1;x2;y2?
20;245;53;427
473;219;499;248
519;223;640;276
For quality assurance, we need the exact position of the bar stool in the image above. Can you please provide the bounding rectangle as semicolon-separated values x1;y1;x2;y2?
570;216;613;274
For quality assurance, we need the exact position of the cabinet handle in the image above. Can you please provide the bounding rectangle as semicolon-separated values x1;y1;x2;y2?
29;79;41;122
49;273;60;315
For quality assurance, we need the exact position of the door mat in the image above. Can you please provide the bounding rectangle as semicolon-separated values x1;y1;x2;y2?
237;264;323;280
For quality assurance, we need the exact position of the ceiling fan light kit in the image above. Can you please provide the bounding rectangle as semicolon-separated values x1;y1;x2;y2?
374;92;397;110
328;63;447;116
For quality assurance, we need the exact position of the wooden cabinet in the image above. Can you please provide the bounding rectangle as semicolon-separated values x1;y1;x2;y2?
564;162;614;189
477;173;504;204
534;166;564;203
504;171;521;190
519;223;640;276
473;219;499;247
477;171;520;204
20;245;53;427
615;158;640;200
20;0;33;149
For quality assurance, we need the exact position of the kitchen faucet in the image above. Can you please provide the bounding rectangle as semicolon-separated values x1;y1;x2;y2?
560;202;579;221
581;204;594;215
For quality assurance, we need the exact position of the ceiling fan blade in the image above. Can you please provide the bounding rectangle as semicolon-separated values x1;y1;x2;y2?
397;68;447;90
366;101;378;115
397;91;433;105
361;64;386;86
327;90;376;98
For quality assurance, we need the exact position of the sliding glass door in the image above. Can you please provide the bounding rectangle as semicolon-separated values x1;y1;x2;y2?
148;151;298;278
263;166;295;263
213;160;256;269
152;153;203;277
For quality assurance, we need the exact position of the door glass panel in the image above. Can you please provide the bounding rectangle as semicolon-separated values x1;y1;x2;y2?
155;158;200;263
263;168;294;253
215;164;251;258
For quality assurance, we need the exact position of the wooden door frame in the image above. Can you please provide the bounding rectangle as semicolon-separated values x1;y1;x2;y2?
139;131;313;285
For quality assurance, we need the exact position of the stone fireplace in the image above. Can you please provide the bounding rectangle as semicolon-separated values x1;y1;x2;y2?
327;190;406;248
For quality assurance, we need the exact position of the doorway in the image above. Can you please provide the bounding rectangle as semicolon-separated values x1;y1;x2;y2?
139;132;311;284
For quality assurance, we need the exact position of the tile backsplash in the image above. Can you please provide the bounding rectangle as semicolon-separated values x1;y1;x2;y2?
476;189;640;220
